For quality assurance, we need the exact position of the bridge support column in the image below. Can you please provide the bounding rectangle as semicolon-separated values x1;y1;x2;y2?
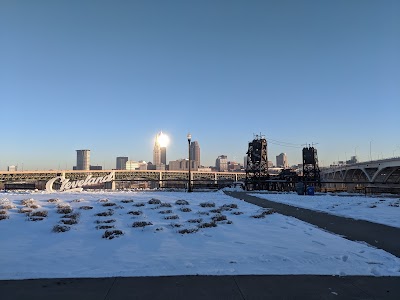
214;173;218;185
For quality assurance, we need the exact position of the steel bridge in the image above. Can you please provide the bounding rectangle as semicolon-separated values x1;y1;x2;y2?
321;157;400;191
0;169;246;190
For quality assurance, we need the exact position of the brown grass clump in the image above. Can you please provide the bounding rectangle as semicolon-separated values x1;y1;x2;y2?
164;215;179;220
128;210;143;216
178;228;198;234
71;199;83;203
0;214;9;221
18;207;33;214
62;212;80;220
133;202;146;207
251;209;275;218
30;211;48;217
180;207;192;213
96;225;115;230
79;206;93;210
57;204;72;214
159;210;173;214
200;202;215;208
148;198;161;205
102;230;124;239
187;218;202;224
170;223;182;228
21;199;36;206
52;225;70;233
60;218;78;225
211;214;227;222
95;209;114;217
121;199;134;203
28;217;44;222
1;204;15;210
160;202;172;207
197;211;210;216
99;198;109;203
95;219;116;224
221;203;238;209
47;198;60;203
0;210;7;215
209;208;222;213
198;221;217;228
231;211;243;215
132;221;153;228
102;202;116;207
175;199;189;205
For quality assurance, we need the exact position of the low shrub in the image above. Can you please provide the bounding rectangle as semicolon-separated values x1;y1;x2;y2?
102;230;123;239
211;214;227;222
148;198;161;205
200;202;215;208
52;225;70;233
175;199;189;205
132;221;153;228
79;206;93;210
96;225;115;230
30;211;48;218
60;218;78;225
95;219;116;224
128;210;143;216
95;210;114;217
187;218;202;223
178;228;198;234
121;199;134;203
198;221;217;228
164;215;179;220
180;207;192;213
0;214;9;221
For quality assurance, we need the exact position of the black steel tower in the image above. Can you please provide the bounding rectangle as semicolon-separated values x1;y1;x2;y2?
302;146;321;186
245;135;269;190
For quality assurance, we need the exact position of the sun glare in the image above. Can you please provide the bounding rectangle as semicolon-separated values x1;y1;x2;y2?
158;132;169;148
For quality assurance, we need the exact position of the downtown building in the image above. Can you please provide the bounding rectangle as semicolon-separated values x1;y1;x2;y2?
116;157;128;170
189;141;200;167
276;153;289;169
75;150;90;170
169;159;198;171
216;155;228;172
153;132;167;169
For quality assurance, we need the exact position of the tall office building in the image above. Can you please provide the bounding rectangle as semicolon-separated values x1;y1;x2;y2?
216;155;228;172
190;141;200;167
153;132;168;168
116;157;128;170
76;150;90;170
276;153;289;169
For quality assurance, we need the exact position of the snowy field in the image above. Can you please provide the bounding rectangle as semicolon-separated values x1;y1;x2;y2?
1;190;399;280
250;192;400;228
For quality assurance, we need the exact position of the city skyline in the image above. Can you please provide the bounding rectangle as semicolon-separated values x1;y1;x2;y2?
1;1;399;170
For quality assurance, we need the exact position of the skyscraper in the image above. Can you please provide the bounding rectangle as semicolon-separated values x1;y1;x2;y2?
216;155;228;172
116;157;128;170
153;132;168;168
190;141;200;167
76;150;90;170
276;153;289;169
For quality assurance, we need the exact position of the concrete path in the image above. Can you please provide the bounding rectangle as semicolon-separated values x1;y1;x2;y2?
225;191;400;258
1;275;400;300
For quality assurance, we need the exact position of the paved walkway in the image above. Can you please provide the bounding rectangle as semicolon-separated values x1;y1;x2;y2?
1;275;400;299
225;191;400;258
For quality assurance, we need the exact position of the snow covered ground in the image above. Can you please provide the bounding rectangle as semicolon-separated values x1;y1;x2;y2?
250;192;400;228
0;190;399;280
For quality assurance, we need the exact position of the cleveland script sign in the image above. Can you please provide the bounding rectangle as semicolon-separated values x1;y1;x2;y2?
46;172;115;192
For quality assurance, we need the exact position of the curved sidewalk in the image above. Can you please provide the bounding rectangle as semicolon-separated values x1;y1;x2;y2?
225;191;400;258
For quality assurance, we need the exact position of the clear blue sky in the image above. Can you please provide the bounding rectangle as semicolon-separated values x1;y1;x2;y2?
1;0;399;170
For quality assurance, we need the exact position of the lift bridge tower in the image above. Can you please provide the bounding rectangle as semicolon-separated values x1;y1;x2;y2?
302;146;321;186
245;135;269;190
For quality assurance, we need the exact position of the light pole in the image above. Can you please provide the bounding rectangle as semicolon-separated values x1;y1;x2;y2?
187;133;192;192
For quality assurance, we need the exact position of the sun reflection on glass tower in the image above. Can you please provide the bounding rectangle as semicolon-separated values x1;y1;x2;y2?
153;132;169;169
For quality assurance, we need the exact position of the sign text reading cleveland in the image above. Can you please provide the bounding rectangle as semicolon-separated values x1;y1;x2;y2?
46;172;114;192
